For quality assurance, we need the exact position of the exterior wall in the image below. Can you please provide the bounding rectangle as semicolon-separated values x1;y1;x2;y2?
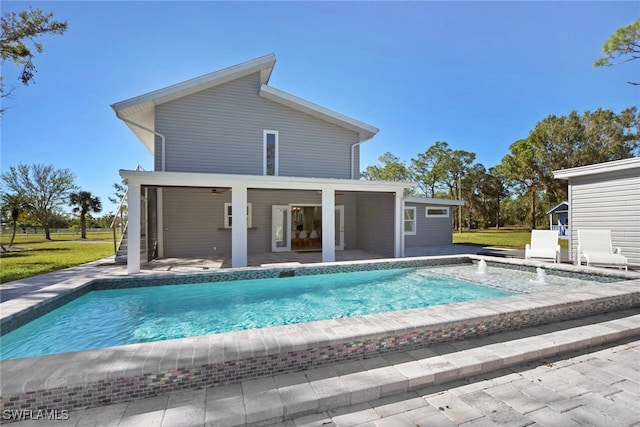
161;188;359;258
155;73;360;179
404;203;455;247
568;168;640;266
355;193;395;257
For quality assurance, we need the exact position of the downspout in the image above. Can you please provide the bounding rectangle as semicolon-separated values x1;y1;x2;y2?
115;113;167;172
351;135;374;179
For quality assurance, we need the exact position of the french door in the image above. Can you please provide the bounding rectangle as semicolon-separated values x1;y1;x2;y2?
271;205;344;252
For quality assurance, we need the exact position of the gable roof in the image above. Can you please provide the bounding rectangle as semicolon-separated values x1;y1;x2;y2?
111;53;378;152
553;157;640;180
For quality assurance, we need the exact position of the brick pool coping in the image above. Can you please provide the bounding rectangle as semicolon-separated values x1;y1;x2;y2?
1;255;639;414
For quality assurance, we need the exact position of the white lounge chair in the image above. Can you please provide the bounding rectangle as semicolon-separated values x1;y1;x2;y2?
525;230;560;263
577;230;628;270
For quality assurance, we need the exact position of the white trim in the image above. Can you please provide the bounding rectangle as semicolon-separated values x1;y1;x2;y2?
259;84;378;141
263;130;279;176
223;202;252;229
404;196;465;207
271;205;291;252
403;206;417;235
112;54;276;117
554;157;640;179
120;170;415;193
231;185;248;268
425;206;450;218
321;189;336;262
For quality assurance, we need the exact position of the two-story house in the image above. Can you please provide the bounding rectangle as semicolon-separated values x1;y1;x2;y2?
112;54;463;273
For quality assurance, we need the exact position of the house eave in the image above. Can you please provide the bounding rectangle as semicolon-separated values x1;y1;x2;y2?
111;53;277;118
120;170;415;192
553;157;640;180
404;197;466;207
258;84;378;141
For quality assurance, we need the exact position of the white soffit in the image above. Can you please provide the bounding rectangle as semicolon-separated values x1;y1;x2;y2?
258;85;378;141
120;170;415;192
404;197;466;206
553;157;640;180
111;53;277;118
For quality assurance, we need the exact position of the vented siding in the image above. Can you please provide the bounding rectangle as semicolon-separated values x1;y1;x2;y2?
355;193;395;257
569;168;640;266
404;203;454;247
155;73;360;179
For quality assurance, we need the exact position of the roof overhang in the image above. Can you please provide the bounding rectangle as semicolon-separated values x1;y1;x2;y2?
111;54;277;154
258;85;378;142
553;157;640;180
120;170;415;193
546;201;569;215
404;197;465;207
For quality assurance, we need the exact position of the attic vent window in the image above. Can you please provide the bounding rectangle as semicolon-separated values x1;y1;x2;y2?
264;130;279;176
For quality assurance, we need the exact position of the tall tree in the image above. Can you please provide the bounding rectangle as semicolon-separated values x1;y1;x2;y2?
0;191;31;248
500;139;543;230
410;141;450;197
1;164;77;240
361;152;411;182
0;7;67;106
594;18;640;85
69;191;102;239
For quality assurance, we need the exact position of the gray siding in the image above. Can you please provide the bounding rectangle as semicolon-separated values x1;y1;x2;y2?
161;188;359;257
355;193;395;257
568;168;640;266
404;203;454;247
155;73;360;179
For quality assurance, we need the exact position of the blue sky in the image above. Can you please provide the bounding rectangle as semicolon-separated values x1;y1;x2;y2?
1;1;638;213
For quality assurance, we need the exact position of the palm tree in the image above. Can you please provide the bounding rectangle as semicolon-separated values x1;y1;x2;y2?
69;191;102;239
1;191;31;248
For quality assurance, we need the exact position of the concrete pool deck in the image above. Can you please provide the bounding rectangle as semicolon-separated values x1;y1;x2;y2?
1;248;639;426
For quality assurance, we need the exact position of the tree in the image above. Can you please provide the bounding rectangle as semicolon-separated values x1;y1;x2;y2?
0;7;68;105
1;164;77;240
69;191;102;239
594;18;640;85
410;141;450;197
500;139;543;230
361;152;411;182
0;191;31;247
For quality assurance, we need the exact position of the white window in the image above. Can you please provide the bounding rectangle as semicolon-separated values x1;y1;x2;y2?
404;206;417;235
425;206;449;218
224;203;252;228
263;130;279;176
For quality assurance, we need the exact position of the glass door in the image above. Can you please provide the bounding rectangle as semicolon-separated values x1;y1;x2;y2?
335;205;344;250
271;205;291;252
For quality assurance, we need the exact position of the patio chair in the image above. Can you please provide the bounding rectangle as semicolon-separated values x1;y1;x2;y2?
525;230;560;263
577;230;628;270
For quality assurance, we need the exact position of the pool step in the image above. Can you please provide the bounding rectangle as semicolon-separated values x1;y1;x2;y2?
204;310;640;426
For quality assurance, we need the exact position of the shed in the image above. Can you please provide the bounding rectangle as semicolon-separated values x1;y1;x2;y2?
546;201;569;239
553;157;640;267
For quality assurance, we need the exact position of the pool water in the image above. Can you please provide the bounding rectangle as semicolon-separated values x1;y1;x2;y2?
0;268;514;360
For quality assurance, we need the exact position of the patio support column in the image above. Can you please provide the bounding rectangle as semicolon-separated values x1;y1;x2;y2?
322;187;335;263
395;191;404;258
157;188;164;258
127;181;141;274
231;185;248;268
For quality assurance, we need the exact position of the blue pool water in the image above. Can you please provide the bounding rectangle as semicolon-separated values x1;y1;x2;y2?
0;268;513;360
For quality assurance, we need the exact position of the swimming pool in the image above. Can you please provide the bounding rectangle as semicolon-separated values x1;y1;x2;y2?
1;267;514;360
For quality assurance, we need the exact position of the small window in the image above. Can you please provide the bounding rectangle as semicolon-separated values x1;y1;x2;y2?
404;207;416;235
425;206;449;218
263;130;279;176
224;203;252;228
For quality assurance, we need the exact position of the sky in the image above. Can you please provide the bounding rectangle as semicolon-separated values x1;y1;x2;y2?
1;1;639;214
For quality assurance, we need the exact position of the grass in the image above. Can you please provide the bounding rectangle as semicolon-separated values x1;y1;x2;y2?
0;231;117;283
1;228;565;284
453;228;569;249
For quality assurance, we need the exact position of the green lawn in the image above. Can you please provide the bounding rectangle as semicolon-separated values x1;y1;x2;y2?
1;228;563;284
0;232;117;283
453;228;568;249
